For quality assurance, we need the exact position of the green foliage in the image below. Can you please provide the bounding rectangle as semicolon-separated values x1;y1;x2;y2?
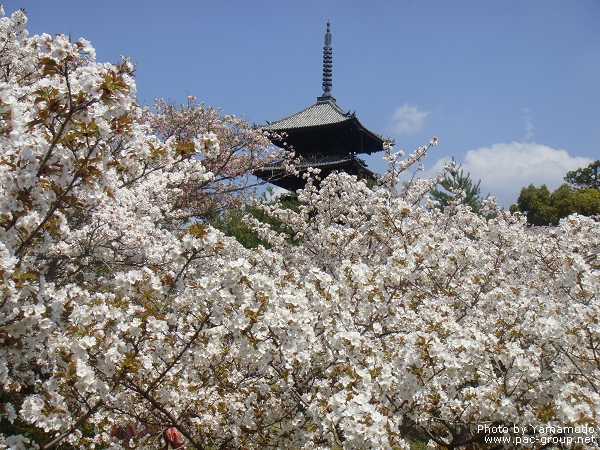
210;188;302;249
574;187;600;215
209;208;263;249
511;183;600;226
510;184;556;226
430;158;487;214
564;160;600;190
512;160;600;226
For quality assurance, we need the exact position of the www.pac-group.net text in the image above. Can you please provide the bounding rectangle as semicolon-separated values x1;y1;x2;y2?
479;424;598;447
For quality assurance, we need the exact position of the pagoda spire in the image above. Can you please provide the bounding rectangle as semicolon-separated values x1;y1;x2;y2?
318;22;334;102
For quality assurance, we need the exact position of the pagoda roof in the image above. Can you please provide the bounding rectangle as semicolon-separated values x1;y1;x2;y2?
254;22;385;190
261;98;354;130
259;97;385;155
257;23;385;155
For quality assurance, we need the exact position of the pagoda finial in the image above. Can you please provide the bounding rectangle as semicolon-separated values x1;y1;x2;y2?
321;21;333;99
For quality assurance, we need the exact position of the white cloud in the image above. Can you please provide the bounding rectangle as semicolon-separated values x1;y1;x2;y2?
426;142;593;208
391;103;430;134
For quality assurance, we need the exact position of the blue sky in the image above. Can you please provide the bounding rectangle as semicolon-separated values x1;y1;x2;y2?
6;0;600;207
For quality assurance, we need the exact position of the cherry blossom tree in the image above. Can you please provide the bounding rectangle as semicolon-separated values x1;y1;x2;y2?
1;8;599;450
246;151;600;448
141;97;281;224
0;8;268;448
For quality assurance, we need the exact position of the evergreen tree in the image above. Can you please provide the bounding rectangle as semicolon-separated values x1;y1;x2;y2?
210;188;302;249
511;183;600;226
430;158;487;214
564;160;600;190
510;184;557;226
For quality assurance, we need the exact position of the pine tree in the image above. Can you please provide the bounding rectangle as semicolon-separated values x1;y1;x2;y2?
430;158;487;214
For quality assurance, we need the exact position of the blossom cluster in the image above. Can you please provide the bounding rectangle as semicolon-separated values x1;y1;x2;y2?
140;97;282;222
1;9;599;450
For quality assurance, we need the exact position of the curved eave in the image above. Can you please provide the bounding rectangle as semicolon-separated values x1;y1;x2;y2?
268;118;384;155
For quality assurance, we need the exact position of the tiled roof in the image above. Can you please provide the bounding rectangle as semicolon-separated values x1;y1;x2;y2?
260;99;354;131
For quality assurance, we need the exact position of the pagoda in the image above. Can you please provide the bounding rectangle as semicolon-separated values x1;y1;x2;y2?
254;23;385;192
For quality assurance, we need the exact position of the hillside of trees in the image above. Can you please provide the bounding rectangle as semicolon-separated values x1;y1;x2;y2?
510;160;600;226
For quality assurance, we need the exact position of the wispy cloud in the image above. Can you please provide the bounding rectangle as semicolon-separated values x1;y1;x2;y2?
391;104;430;134
522;107;533;141
426;142;592;208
